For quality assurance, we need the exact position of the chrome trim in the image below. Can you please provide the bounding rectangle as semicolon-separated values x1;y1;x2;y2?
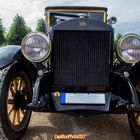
21;32;51;63
117;33;140;64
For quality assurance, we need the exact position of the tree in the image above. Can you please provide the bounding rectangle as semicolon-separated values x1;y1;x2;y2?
114;33;122;48
6;14;31;45
113;33;122;61
0;18;5;45
36;18;46;33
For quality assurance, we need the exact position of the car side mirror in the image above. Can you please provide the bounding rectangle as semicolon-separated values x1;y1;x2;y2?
107;16;117;25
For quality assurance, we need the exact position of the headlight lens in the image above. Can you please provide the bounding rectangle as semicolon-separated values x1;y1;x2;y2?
117;34;140;63
21;32;51;62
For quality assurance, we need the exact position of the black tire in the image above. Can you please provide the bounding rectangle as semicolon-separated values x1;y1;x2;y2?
0;64;32;140
128;78;140;140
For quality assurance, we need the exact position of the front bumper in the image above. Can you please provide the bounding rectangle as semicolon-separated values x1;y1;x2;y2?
52;92;111;112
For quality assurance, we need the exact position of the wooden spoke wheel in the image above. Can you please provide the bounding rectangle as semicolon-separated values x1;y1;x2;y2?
134;113;140;126
0;65;32;140
7;74;30;128
128;79;140;140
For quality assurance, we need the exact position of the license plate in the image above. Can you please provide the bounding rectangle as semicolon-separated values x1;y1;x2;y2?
60;93;105;104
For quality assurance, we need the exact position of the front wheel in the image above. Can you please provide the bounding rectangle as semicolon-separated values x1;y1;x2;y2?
128;80;140;140
0;64;32;140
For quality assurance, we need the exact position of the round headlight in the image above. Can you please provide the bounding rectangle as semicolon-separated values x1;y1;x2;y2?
21;32;51;62
117;34;140;63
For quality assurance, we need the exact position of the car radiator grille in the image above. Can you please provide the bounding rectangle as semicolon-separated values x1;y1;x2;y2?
52;31;111;87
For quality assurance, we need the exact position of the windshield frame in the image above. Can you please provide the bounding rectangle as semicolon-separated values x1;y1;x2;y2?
45;8;107;32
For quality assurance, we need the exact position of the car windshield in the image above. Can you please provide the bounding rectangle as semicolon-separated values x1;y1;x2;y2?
49;11;105;27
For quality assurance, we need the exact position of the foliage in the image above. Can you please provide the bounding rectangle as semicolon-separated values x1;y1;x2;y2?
113;33;122;61
0;18;5;45
114;33;122;48
6;14;31;45
36;18;46;33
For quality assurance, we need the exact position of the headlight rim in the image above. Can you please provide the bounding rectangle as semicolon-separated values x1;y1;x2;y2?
117;33;140;64
21;32;51;63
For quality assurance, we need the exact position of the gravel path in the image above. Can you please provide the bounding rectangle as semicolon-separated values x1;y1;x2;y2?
22;113;133;140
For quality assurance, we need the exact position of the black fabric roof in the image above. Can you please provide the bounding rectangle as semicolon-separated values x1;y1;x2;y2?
45;6;108;11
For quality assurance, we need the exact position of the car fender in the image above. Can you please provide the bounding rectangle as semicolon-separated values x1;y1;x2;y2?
0;45;37;82
129;61;140;81
0;45;21;69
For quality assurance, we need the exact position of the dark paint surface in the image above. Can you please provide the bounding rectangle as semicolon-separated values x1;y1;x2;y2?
0;45;21;69
45;6;108;11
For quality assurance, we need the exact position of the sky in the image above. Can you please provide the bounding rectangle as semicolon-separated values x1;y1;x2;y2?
0;0;140;35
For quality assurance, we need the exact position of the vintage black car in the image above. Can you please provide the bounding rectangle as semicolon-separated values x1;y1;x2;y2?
0;6;140;140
